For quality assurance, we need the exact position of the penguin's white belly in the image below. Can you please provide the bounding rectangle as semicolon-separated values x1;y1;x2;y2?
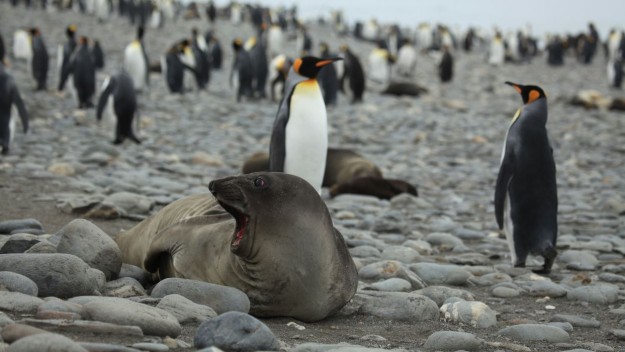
503;190;516;265
608;60;616;85
369;54;389;84
95;0;109;20
489;42;504;65
124;45;147;91
13;31;32;61
9;110;16;144
284;81;328;193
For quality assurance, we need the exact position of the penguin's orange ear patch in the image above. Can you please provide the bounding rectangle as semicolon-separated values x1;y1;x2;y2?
528;90;540;103
293;58;302;74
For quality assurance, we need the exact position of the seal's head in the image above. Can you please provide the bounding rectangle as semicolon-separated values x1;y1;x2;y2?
208;172;329;259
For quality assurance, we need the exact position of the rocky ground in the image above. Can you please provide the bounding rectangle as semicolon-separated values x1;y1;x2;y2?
1;2;625;352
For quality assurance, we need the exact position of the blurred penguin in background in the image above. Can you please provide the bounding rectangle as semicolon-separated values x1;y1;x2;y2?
317;42;339;106
267;23;285;59
439;45;453;83
269;54;292;102
29;27;49;90
97;71;141;144
230;38;253;101
58;36;96;109
0;65;29;155
395;38;417;79
246;36;268;98
58;25;77;87
339;44;365;103
123;26;150;92
206;0;216;24
191;27;210;90
162;40;195;94
92;40;105;70
206;32;222;69
296;25;313;56
489;31;505;65
0;33;6;65
12;29;32;62
547;35;565;66
368;40;393;86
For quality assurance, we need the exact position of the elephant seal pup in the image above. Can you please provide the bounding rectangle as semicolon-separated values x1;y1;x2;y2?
241;148;418;200
115;172;358;322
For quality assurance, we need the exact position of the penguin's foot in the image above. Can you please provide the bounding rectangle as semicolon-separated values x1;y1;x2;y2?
513;262;526;268
532;267;551;275
112;138;124;145
1;147;9;156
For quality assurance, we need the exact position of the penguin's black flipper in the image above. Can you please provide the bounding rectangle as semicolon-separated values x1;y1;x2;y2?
268;97;290;172
495;151;514;229
58;59;73;91
96;77;115;121
11;85;29;133
142;44;150;86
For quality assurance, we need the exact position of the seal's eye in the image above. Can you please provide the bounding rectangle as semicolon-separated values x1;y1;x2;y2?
254;177;266;188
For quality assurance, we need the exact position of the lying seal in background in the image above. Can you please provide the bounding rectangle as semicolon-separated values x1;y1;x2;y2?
115;172;358;322
242;148;418;200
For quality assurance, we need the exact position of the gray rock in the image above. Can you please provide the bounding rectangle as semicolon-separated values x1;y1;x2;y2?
104;277;147;298
367;278;412;292
446;252;491;265
0;238;41;254
0;254;102;298
548;322;574;332
551;314;601;328
194;311;280;351
291;343;406;352
0;311;15;327
37;300;84;319
469;272;512;286
349;245;381;258
0;271;38;296
55;219;122;280
7;332;87;352
24;240;57;253
104;192;153;215
380;246;420;263
118;264;151;286
130;343;169;352
350;291;439;321
559;250;599;271
156;294;218;324
440;300;497;328
423;331;482;351
0;219;43;235
78;343;144;352
567;284;619;304
610;329;625;340
414;286;475;306
358;260;426;289
516;280;568;297
409;263;472;286
497;324;570;342
151;278;250;314
425;232;465;251
0;291;44;313
82;297;181;337
492;286;520;298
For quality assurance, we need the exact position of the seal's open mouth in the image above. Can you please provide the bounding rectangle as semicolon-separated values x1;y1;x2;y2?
218;201;249;250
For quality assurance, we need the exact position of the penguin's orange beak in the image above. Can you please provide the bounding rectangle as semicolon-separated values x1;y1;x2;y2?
315;58;342;67
505;81;523;94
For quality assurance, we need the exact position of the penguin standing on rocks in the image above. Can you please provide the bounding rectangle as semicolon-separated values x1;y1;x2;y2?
269;56;341;193
58;36;96;108
339;45;365;103
123;26;149;91
191;28;210;90
0;34;6;65
29;28;49;90
162;40;195;94
269;54;292;102
439;45;453;83
206;33;222;69
58;25;77;88
495;82;558;274
230;38;253;101
246;37;268;98
97;71;141;144
0;65;29;155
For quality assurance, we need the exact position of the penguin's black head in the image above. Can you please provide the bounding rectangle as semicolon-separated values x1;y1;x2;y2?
294;56;342;79
137;26;145;40
319;42;329;55
192;27;199;37
29;28;40;36
66;25;77;38
79;36;89;46
505;82;546;105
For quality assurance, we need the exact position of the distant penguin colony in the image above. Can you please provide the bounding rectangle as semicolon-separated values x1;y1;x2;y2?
269;56;341;194
495;82;558;274
58;36;96;108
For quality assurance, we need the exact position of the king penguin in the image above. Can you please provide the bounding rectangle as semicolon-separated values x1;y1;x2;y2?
97;71;141;144
0;65;29;155
58;36;96;109
268;56;341;193
123;26;150;91
29;27;49;90
339;45;365;103
495;82;558;274
58;25;77;88
12;29;32;62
